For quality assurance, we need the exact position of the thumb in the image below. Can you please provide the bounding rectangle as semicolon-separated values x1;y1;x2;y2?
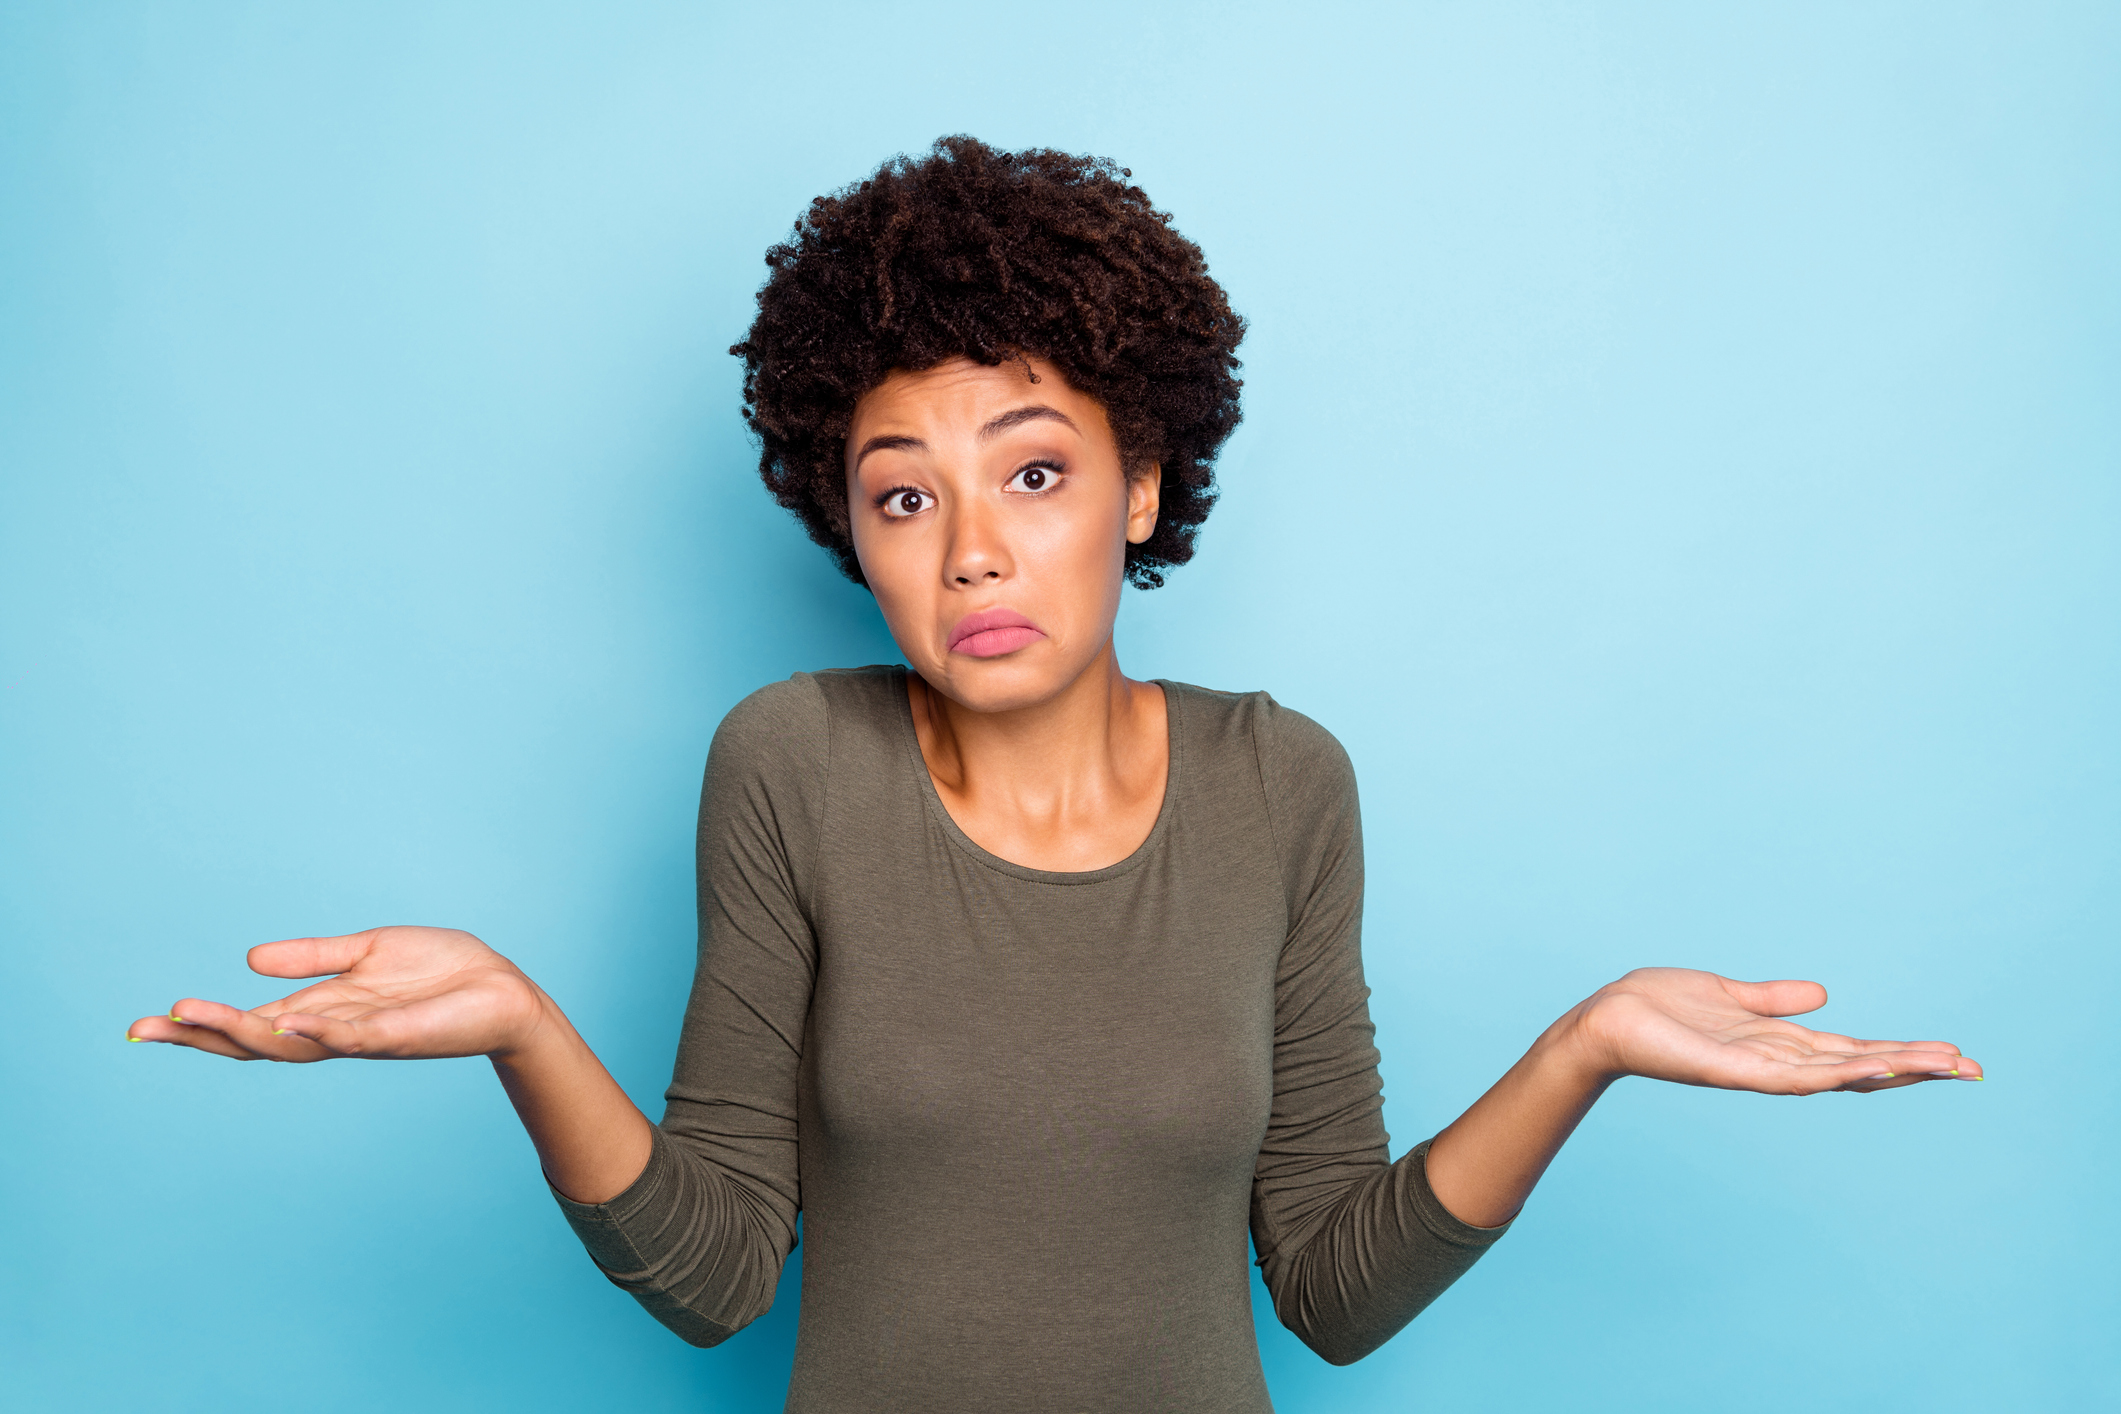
249;930;380;980
1719;976;1828;1018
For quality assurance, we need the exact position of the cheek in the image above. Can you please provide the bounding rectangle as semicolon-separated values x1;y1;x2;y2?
1015;491;1129;635
856;538;931;616
1032;480;1131;563
849;521;932;630
849;494;918;581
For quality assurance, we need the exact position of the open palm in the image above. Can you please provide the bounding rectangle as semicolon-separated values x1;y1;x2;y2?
1578;967;1979;1093
126;926;546;1062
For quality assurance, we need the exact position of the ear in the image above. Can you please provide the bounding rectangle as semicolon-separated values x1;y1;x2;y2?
1125;463;1162;545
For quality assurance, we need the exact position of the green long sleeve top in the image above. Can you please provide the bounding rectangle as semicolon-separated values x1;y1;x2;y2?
553;667;1508;1411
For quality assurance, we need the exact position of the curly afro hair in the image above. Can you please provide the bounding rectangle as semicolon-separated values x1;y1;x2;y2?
730;135;1246;590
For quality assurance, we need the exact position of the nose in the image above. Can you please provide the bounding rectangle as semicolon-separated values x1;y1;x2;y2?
943;496;1012;588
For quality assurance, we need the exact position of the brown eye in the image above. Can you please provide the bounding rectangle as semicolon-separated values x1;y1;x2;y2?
881;489;927;518
1008;464;1058;493
898;491;924;513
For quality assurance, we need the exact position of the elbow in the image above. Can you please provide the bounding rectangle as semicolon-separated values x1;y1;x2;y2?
1290;1319;1391;1368
671;1315;739;1350
634;1287;750;1348
1314;1340;1373;1369
597;1221;783;1349
1263;1249;1422;1367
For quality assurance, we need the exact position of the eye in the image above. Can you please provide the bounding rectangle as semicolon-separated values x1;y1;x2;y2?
879;488;929;518
1007;462;1062;494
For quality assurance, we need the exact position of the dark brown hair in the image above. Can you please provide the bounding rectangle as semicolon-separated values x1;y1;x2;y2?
730;136;1246;589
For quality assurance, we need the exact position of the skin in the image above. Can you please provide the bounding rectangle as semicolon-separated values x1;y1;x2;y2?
846;355;1166;872
128;354;1982;1229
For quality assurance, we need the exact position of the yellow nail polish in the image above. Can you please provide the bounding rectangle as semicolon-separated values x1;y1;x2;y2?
126;1033;143;1042
272;1028;291;1035
1882;1071;1895;1078
169;1010;184;1022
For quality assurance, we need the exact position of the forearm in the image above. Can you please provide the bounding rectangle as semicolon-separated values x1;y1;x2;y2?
1423;1002;1614;1229
490;992;657;1204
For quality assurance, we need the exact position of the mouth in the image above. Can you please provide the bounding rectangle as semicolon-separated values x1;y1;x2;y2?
947;607;1047;659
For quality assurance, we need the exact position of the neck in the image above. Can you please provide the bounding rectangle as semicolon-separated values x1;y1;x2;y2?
910;644;1169;871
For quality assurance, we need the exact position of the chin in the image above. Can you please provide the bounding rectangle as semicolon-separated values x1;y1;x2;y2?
931;650;1083;714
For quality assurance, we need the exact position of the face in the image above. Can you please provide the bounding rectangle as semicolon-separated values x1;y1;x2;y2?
845;356;1160;713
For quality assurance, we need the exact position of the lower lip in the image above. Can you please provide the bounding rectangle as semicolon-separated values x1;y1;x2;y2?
952;626;1046;658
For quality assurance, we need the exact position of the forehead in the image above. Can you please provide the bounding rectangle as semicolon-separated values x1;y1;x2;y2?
849;357;1106;440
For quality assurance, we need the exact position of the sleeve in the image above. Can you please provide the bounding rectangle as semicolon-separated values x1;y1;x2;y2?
1247;698;1510;1367
548;674;829;1347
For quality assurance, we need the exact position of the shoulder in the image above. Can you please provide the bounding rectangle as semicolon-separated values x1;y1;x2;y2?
704;667;904;835
1164;682;1361;908
1161;680;1356;799
701;668;902;876
713;674;825;754
711;665;901;767
708;677;826;793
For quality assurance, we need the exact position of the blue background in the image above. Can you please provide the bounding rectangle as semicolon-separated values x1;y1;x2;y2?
4;3;2115;1410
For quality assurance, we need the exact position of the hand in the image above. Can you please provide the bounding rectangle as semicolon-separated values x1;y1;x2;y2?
126;926;550;1063
1568;967;1982;1094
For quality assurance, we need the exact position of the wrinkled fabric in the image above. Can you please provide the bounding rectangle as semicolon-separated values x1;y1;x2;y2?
553;667;1508;1411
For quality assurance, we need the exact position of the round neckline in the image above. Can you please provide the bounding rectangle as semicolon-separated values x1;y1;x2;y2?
890;666;1182;886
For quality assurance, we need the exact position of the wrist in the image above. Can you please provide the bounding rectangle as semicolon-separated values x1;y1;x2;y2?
488;983;577;1070
481;983;652;1206
1536;994;1626;1091
1425;994;1621;1229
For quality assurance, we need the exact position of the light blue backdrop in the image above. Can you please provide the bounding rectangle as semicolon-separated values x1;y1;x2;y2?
3;3;2115;1410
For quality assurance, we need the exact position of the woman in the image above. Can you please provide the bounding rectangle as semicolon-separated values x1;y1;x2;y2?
128;137;1979;1412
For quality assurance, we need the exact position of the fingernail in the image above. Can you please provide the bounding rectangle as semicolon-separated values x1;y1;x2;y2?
271;1028;294;1036
1881;1071;1895;1079
169;1010;184;1022
126;1032;144;1042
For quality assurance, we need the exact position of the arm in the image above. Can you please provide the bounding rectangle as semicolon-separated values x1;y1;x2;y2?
490;989;657;1203
1246;699;1983;1362
129;677;829;1345
126;926;656;1203
1424;968;1984;1228
1249;701;1511;1365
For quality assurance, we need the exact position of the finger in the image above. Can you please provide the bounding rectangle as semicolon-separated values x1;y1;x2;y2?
127;1011;268;1061
268;1011;375;1057
1806;1049;1985;1093
1794;1031;1961;1060
1857;1039;1965;1064
248;931;380;980
1719;977;1828;1018
166;997;334;1063
1706;1041;1984;1095
1839;1065;1979;1092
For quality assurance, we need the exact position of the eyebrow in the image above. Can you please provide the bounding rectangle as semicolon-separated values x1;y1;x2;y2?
851;405;1079;470
851;433;925;469
978;404;1077;441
